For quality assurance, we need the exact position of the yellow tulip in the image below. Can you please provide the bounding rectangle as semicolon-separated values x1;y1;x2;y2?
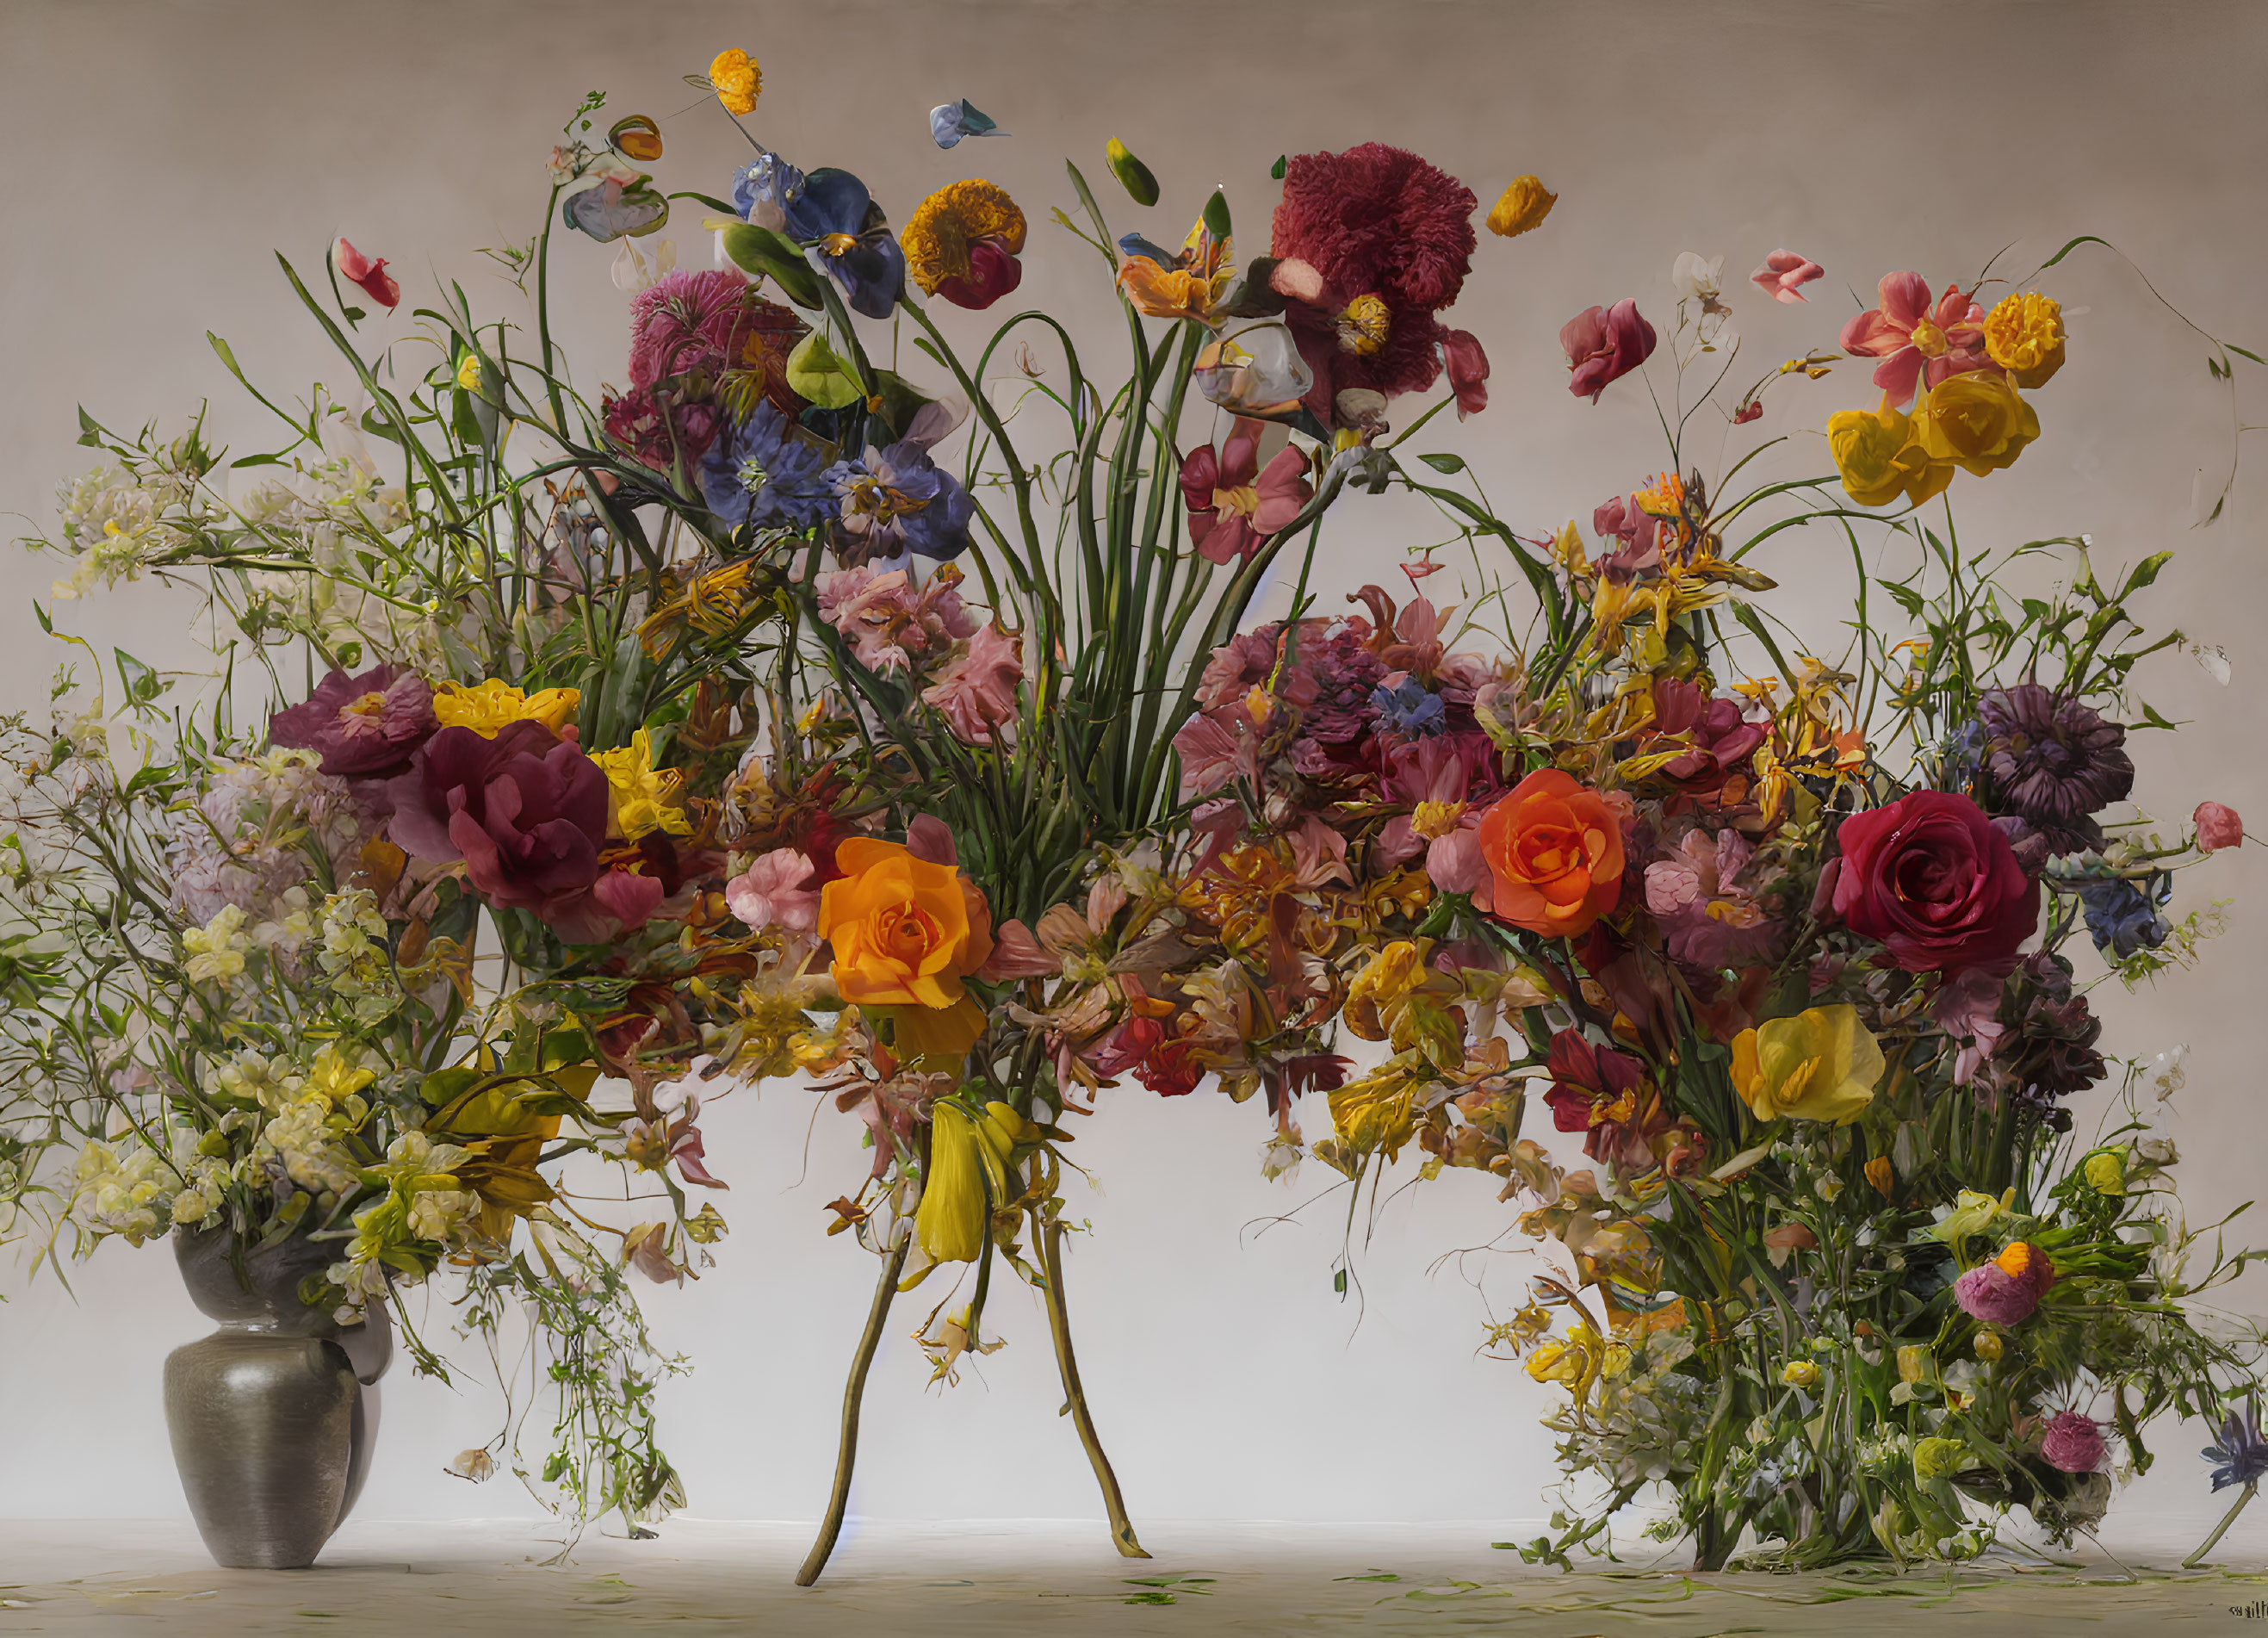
1731;1004;1886;1125
915;1101;1008;1264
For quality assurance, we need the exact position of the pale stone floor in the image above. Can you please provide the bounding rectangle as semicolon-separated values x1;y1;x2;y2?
0;1517;2264;1635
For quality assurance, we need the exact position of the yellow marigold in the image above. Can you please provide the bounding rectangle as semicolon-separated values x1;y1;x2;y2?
591;727;691;841
710;48;761;116
1487;175;1557;238
1982;291;2066;389
900;180;1027;296
432;679;581;737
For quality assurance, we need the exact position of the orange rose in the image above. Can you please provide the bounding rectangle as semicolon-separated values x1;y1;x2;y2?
1477;769;1626;938
818;837;995;1011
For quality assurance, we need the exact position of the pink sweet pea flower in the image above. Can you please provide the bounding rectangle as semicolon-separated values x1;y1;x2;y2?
1441;328;1490;419
724;847;820;932
1839;271;1993;407
920;623;1024;742
1561;299;1658;403
2195;800;2246;853
332;238;401;310
1180;419;1313;565
1750;249;1823;304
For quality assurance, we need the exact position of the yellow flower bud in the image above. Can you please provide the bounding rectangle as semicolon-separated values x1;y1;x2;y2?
1105;138;1160;208
914;1103;990;1264
1912;1436;1969;1480
1781;1360;1822;1389
1973;1329;2004;1363
2083;1148;2127;1196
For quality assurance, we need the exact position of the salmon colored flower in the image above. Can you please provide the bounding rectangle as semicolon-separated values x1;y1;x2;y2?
1486;176;1557;238
921;623;1024;743
1982;291;2067;388
1750;249;1823;304
1180;419;1312;565
1840;271;1993;407
2196;800;2246;852
709;48;761;116
1477;769;1626;937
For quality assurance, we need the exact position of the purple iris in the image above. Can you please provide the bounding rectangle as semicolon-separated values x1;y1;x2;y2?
733;152;903;320
699;402;837;533
2204;1402;2268;1492
1371;677;1447;738
824;440;975;565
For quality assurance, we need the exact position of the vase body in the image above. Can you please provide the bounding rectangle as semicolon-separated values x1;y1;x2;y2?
164;1225;392;1569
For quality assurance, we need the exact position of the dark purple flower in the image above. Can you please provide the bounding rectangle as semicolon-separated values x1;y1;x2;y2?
700;402;837;533
384;722;613;931
2042;1412;2105;1474
1992;952;2105;1126
827;440;975;565
739;155;904;320
267;666;435;779
2203;1402;2268;1492
2078;873;2172;959
1977;684;2135;856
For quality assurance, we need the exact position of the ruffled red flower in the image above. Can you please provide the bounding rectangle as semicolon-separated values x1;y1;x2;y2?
1268;143;1478;421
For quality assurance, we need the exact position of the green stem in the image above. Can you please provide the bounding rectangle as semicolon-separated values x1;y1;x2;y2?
1039;1213;1149;1560
795;1234;911;1587
2184;1479;2256;1568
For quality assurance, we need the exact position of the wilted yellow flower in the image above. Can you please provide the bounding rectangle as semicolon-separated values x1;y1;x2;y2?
1731;1004;1886;1126
455;354;483;393
1932;1187;2015;1244
709;48;761;116
1327;1066;1418;1163
1345;940;1428;1040
1826;395;1951;510
1864;1156;1895;1198
1915;371;2040;477
592;728;691;841
1982;291;2066;388
432;678;580;737
1897;1343;1935;1386
1487;175;1557;238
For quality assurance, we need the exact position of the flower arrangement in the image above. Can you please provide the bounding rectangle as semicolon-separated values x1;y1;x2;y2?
3;45;2263;1579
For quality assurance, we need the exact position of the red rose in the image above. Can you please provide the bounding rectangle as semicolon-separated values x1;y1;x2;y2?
1831;791;2038;972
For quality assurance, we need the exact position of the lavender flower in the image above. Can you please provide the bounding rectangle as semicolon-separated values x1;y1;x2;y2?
1976;683;2135;856
1371;677;1446;739
699;403;836;533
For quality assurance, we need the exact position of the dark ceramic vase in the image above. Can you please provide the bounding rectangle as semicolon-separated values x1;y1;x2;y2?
164;1225;392;1569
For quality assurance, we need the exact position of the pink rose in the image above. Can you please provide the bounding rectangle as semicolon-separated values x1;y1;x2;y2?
1750;249;1823;305
1561;298;1658;403
2196;801;2246;853
724;847;820;933
2041;1411;2105;1474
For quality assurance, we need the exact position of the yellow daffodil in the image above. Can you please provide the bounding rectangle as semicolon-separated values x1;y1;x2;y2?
1981;291;2066;388
709;48;761;116
592;728;691;841
1915;372;2040;477
1827;394;1952;509
1487;175;1557;238
1731;1004;1886;1126
432;678;581;737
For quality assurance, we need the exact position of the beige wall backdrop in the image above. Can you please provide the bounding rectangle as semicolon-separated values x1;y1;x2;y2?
3;0;2267;1545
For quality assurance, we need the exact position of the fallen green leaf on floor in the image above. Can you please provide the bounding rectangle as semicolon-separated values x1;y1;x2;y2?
1333;1572;1402;1581
1123;1574;1215;1604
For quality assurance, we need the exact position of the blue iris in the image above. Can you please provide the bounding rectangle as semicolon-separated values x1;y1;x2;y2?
731;152;904;320
823;440;975;565
2078;872;2172;959
698;402;837;534
1371;677;1446;738
2204;1403;2268;1492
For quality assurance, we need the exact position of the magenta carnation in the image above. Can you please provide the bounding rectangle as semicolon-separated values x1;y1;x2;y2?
1269;143;1478;419
267;665;435;779
2041;1411;2105;1474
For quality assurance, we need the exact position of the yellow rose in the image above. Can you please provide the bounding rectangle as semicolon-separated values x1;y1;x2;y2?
1781;1359;1822;1389
1487;175;1558;238
1731;1004;1887;1125
816;839;995;1060
1916;372;2040;476
1982;291;2066;388
432;678;580;737
709;48;761;116
1826;396;1952;509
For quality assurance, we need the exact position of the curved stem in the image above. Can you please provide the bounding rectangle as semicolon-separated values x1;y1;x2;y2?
1039;1213;1149;1560
2184;1478;2256;1568
795;1234;910;1587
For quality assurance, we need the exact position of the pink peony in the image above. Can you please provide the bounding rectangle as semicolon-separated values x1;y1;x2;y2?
2196;800;2246;853
2041;1411;2105;1474
1839;271;1994;407
1644;827;1778;970
921;623;1024;742
1750;249;1824;305
1562;299;1658;403
724;847;820;932
268;664;435;779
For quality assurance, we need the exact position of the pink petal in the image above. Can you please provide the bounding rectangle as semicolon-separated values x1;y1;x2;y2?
978;918;1060;979
1876;270;1931;329
905;815;958;866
